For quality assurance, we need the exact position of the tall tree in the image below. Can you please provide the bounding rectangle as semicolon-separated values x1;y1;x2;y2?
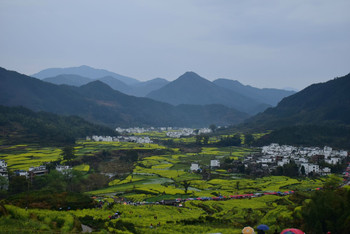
61;146;76;163
181;180;191;194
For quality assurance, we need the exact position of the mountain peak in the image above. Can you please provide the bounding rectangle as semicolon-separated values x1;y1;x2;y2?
80;80;114;91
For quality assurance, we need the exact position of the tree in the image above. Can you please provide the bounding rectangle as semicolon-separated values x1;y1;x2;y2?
301;186;350;233
8;176;28;195
209;124;217;133
300;165;306;175
203;135;209;145
181;180;191;194
61;146;76;163
0;176;8;190
244;134;254;146
195;135;202;145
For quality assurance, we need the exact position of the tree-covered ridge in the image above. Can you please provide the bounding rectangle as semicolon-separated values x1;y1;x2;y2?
244;73;350;129
0;105;116;145
254;124;350;150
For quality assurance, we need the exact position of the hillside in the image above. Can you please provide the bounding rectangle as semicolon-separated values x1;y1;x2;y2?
42;72;169;97
43;74;92;87
244;73;350;129
147;72;270;115
32;65;140;85
0;67;248;127
129;78;169;97
97;76;132;94
213;78;295;106
0;105;117;145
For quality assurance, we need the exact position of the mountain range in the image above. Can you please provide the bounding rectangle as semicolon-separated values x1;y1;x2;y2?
32;65;140;85
147;72;271;115
36;66;295;115
0;67;248;127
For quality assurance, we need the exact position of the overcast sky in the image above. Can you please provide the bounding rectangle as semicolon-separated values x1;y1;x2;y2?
1;0;349;89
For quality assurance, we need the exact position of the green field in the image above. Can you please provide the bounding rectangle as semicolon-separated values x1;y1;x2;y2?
0;137;332;233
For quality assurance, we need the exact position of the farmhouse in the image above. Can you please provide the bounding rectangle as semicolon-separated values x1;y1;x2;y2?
190;163;200;171
210;160;220;168
29;165;48;179
56;165;72;174
300;163;320;175
0;160;8;180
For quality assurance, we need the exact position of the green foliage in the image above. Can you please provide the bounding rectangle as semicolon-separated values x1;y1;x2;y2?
217;134;241;146
255;124;350;149
300;188;350;233
60;145;76;162
0;105;116;145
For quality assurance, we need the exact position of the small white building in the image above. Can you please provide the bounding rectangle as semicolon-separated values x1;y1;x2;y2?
56;165;72;174
0;160;7;168
301;163;320;174
326;157;341;165
320;167;331;175
190;163;200;171
277;158;290;167
210;160;220;168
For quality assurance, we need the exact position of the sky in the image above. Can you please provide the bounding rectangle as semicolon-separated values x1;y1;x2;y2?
0;0;349;90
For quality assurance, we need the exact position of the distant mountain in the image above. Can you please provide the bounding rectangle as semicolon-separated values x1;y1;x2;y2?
0;67;248;127
43;74;92;87
244;73;350;129
147;72;270;115
0;105;116;145
213;78;295;106
40;73;168;97
32;65;140;85
129;78;169;97
97;76;132;94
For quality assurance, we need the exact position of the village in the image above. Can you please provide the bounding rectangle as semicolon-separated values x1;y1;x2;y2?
1;143;350;192
189;143;350;180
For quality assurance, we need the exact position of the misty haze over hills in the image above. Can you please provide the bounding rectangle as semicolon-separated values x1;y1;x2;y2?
0;67;248;127
36;65;294;114
32;65;140;85
3;64;348;131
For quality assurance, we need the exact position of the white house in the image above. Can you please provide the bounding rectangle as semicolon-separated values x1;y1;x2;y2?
0;160;7;168
0;167;8;177
301;163;320;174
320;167;331;175
210;160;220;168
190;163;200;171
56;165;72;174
326;157;341;165
277;158;290;167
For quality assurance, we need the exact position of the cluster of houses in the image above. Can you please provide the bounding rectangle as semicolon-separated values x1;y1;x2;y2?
190;160;220;172
246;143;348;176
0;161;73;188
166;128;212;138
188;143;349;178
86;135;153;144
115;127;212;138
0;159;8;189
13;165;72;179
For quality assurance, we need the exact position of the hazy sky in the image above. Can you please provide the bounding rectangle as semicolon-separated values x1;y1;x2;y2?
1;0;349;89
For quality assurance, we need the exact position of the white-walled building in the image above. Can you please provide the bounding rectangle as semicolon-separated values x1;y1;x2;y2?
301;163;320;174
190;163;200;171
210;160;220;168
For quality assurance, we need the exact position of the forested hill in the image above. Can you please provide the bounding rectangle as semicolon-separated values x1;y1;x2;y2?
244;73;350;129
0;67;248;127
147;72;270;115
0;105;117;145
